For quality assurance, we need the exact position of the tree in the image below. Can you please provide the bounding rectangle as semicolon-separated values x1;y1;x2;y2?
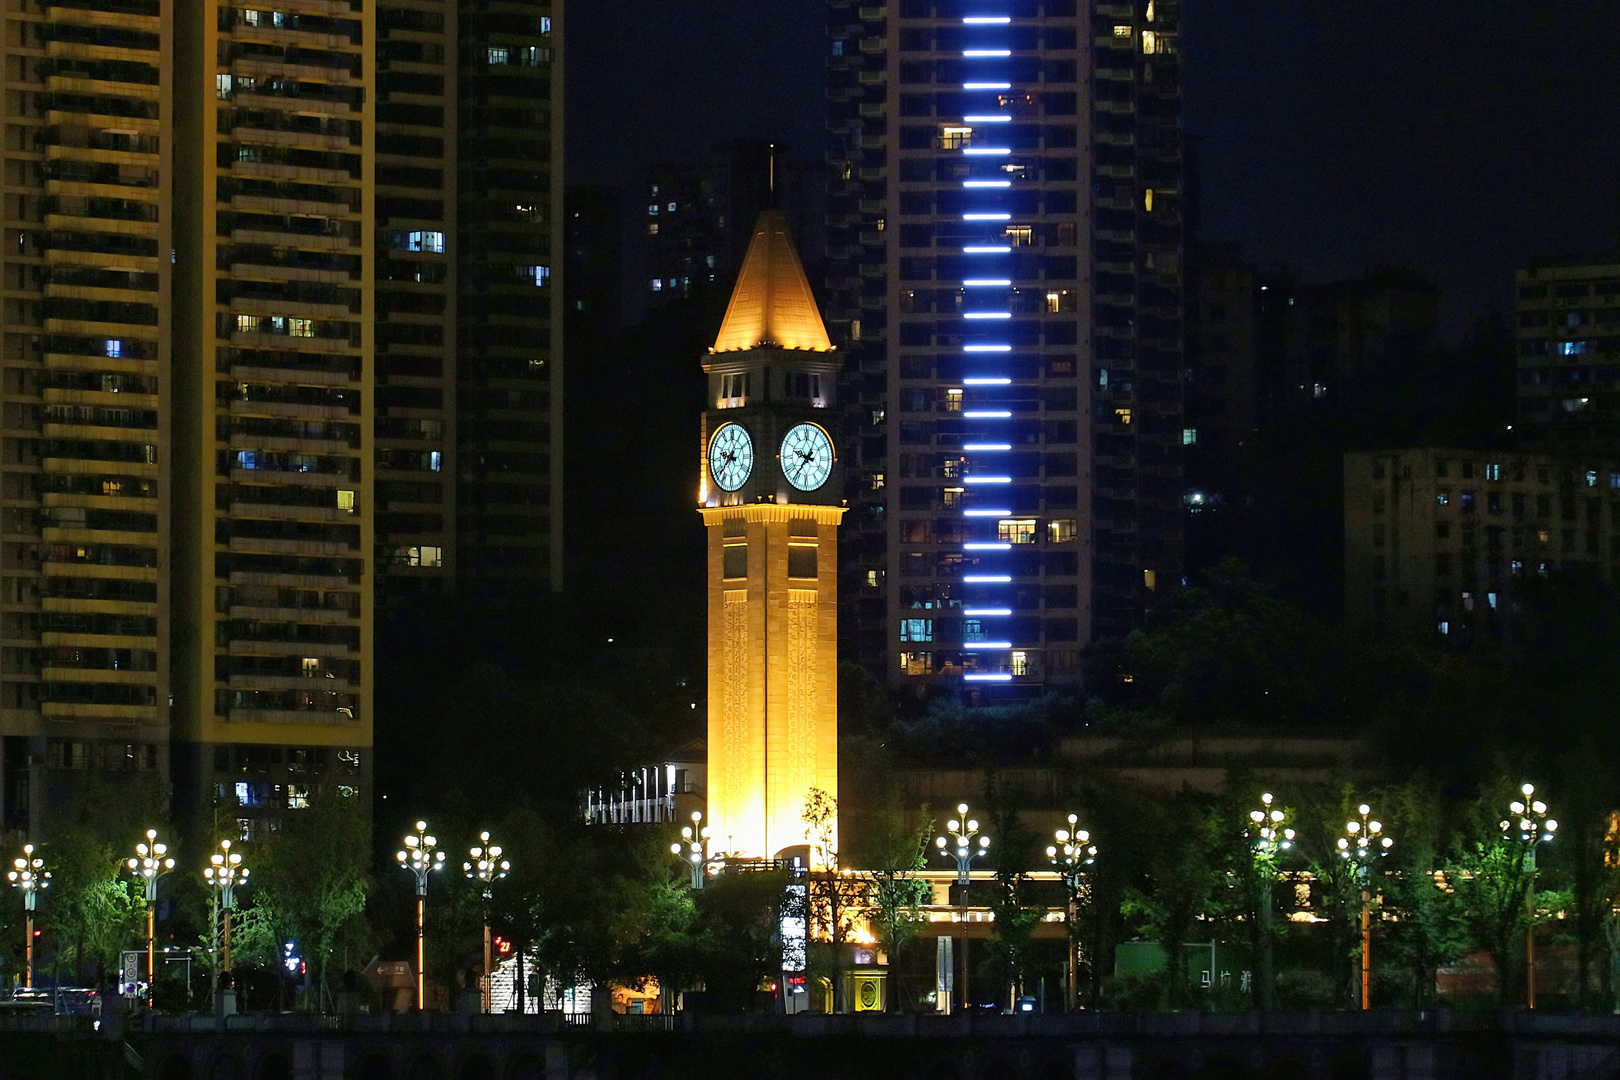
41;828;143;988
855;795;934;1012
983;800;1044;1010
802;788;866;1012
1119;791;1228;1009
1375;783;1471;1007
1444;782;1558;1005
237;786;373;1009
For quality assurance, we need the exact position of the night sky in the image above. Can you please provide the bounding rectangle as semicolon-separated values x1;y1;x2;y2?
568;0;1620;341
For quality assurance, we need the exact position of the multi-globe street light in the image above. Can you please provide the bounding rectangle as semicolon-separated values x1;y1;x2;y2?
204;839;249;997
935;803;989;1014
7;844;49;988
1505;783;1557;1008
127;829;175;1008
397;820;446;1010
1247;793;1294;1010
1046;813;1096;1011
1337;803;1391;1009
671;811;712;889
463;831;509;1014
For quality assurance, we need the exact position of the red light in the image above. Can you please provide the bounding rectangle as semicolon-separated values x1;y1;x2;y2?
493;937;513;955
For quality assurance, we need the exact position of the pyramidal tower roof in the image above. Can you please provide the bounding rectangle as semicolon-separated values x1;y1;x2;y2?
710;211;833;353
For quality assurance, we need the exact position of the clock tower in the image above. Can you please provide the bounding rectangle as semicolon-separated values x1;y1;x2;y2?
700;212;844;863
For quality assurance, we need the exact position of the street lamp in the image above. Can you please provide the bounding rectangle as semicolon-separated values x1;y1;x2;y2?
935;802;989;1014
127;829;175;1008
1505;783;1556;1009
397;820;445;1011
203;839;248;999
7;844;49;988
671;811;712;889
1046;813;1096;1012
1247;793;1294;1010
463;831;509;1014
1336;803;1391;1010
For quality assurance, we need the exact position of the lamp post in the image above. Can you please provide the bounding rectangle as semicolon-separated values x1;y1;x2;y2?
463;831;509;1014
935;802;989;1014
1247;793;1294;1010
1506;783;1556;1009
1336;804;1391;1010
671;811;712;889
127;829;175;1008
7;844;49;988
204;839;248;998
1046;813;1096;1012
397;821;445;1011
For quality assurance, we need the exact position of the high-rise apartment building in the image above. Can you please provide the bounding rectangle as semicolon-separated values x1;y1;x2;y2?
826;0;1184;695
1515;257;1620;451
0;0;561;837
1345;447;1620;646
171;0;376;828
0;0;173;828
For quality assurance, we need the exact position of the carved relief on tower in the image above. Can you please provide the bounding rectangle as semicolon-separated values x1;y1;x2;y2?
785;588;818;801
722;589;749;824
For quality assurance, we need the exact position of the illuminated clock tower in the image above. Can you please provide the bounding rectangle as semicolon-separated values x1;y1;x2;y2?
700;212;844;863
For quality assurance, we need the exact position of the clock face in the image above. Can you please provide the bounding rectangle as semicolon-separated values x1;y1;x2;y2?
781;423;835;492
708;422;754;492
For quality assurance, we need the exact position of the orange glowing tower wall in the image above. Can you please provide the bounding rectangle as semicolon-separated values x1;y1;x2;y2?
700;213;844;862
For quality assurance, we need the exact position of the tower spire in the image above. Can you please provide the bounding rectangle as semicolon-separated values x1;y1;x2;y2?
711;212;832;354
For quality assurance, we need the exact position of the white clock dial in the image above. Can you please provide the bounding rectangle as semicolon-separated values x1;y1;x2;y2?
780;423;834;492
708;422;754;492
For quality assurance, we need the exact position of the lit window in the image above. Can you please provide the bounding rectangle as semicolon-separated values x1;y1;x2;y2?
419;545;442;568
216;73;232;99
901;618;933;642
288;318;313;337
942;487;964;508
287;785;309;810
648;223;659;235
869;472;885;491
1312;382;1328;398
945;388;963;412
998;518;1036;544
648;204;659;215
1047;519;1077;543
1011;651;1029;676
1141;30;1157;53
941;126;973;149
1587;470;1599;488
1112;24;1132;36
336;489;355;513
1046;291;1061;313
487;46;509;64
390;230;445;253
899;651;933;675
105;339;122;357
1004;225;1034;246
516;265;551;286
429;451;442;471
668;202;677;212
243;9;259;24
1436;491;1449;506
302;658;320;676
540;16;551;32
1115;407;1132;425
1182;427;1197;445
866;569;881;588
1143;188;1154;212
651;279;662;291
236;314;257;333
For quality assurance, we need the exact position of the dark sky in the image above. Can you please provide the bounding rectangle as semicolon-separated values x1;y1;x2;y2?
567;1;1620;341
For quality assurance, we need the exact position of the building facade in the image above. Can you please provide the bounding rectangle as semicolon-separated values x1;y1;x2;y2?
1345;448;1620;646
826;0;1185;696
1516;257;1620;451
